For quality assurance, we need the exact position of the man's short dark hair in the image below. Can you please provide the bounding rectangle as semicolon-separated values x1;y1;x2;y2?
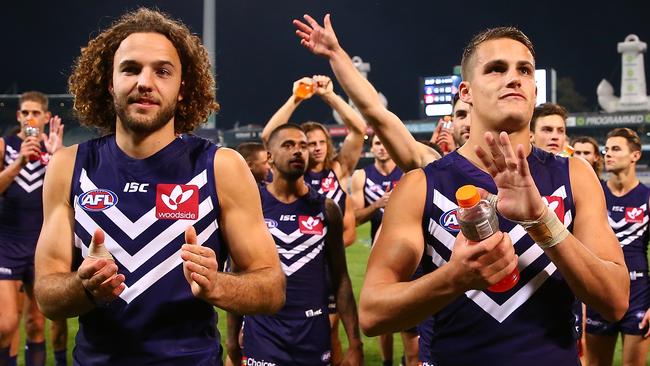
236;142;266;162
19;91;49;111
461;26;535;80
266;124;305;148
607;127;641;153
530;103;568;132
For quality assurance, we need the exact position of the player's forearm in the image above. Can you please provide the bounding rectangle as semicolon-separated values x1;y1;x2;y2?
261;96;302;143
34;272;94;320
336;274;363;348
0;161;23;193
328;48;382;118
211;266;286;314
354;204;379;226
359;263;464;336
225;312;243;361
545;236;629;321
321;92;365;136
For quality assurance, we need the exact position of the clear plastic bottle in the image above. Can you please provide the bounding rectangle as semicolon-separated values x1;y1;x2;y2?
24;118;40;162
455;184;519;292
294;81;314;99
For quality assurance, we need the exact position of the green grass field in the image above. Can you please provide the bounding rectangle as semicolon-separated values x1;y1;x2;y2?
17;223;641;365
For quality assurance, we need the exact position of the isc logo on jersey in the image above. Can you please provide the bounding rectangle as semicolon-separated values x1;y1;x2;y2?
78;189;118;212
439;209;460;232
625;207;645;223
299;215;324;235
156;184;199;220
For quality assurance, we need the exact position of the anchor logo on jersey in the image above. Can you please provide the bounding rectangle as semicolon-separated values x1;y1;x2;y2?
299;215;324;235
625;207;645;223
320;177;336;192
156;184;199;220
542;195;565;223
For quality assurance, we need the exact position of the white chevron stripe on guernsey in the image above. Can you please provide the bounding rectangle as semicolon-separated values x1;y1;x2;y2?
427;185;571;322
13;176;43;193
268;227;303;244
275;229;327;260
75;196;217;273
615;219;648;238
79;169;208;240
19;167;46;182
427;242;558;323
76;223;216;304
118;223;217;303
433;190;458;214
281;242;325;276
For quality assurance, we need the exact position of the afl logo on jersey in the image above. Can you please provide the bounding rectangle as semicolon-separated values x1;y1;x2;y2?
265;218;278;229
78;189;118;212
439;208;460;232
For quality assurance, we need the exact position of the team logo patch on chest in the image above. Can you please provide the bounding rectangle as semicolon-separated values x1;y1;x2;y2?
439;208;460;232
299;215;324;235
320;177;337;192
625;207;645;223
543;195;565;223
78;189;119;211
156;184;199;220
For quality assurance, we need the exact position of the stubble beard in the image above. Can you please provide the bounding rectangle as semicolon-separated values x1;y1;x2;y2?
114;96;177;134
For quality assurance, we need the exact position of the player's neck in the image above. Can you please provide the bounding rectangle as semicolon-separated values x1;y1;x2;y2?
309;160;325;173
115;119;176;159
374;159;395;175
457;125;531;172
607;167;638;196
267;175;309;203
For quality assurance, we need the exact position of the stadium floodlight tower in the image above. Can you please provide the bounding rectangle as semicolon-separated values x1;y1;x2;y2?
598;34;650;112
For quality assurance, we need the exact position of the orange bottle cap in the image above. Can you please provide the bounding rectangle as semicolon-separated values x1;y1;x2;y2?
27;118;37;127
456;185;480;208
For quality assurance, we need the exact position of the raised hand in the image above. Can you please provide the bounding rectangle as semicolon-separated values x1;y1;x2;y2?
293;14;341;59
292;77;315;100
475;132;546;222
181;225;219;302
42;115;64;154
312;74;334;97
77;228;125;304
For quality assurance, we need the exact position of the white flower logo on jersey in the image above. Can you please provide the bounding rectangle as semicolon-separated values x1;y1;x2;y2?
301;216;320;230
298;215;324;235
161;185;195;211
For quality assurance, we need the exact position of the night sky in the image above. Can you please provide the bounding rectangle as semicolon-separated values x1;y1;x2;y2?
1;0;647;129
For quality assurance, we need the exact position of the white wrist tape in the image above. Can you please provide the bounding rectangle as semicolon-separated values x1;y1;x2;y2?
512;206;570;249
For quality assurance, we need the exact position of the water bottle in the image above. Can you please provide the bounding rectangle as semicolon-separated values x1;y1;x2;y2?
455;184;519;292
438;116;453;153
24;119;40;162
294;81;314;100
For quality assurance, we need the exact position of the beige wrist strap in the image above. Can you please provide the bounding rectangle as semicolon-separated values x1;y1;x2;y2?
514;206;570;249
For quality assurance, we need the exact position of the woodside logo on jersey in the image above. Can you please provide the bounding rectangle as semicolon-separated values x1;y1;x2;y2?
156;184;199;220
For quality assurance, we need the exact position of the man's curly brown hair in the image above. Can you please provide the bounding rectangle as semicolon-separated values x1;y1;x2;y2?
68;8;219;134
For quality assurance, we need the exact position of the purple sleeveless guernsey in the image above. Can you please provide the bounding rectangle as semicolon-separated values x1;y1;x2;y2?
602;181;650;271
420;147;579;365
0;135;49;263
585;181;650;336
304;168;346;213
362;164;403;241
71;134;225;365
243;185;331;365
